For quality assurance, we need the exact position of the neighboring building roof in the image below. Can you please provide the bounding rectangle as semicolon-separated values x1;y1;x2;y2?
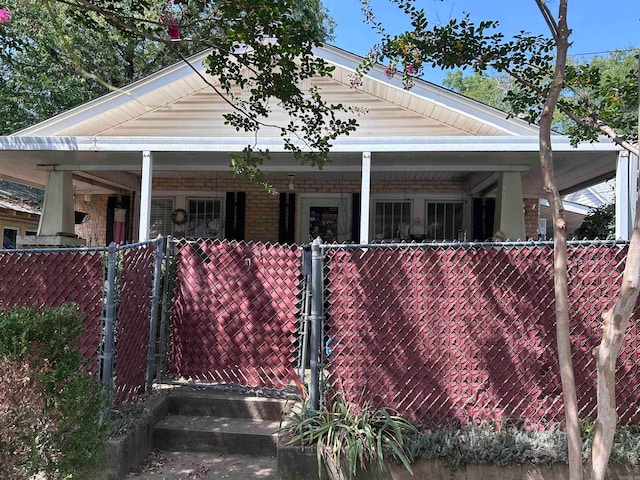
564;181;615;209
0;180;42;215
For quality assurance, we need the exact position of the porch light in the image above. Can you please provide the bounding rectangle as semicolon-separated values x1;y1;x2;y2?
288;174;295;191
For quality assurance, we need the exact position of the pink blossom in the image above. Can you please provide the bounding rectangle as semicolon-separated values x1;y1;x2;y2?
406;64;415;75
166;23;180;39
159;10;180;39
350;75;363;88
384;63;397;78
0;9;10;24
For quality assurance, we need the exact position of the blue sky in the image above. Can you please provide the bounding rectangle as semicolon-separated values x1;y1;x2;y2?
323;0;639;84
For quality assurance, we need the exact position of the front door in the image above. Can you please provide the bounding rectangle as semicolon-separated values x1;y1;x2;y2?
299;196;351;244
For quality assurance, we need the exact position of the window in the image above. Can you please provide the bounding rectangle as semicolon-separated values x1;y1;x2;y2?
186;198;222;238
374;201;411;241
424;201;464;241
150;199;175;237
2;227;18;249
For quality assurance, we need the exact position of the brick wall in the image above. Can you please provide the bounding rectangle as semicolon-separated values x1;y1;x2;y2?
524;198;540;240
153;176;467;242
75;195;109;247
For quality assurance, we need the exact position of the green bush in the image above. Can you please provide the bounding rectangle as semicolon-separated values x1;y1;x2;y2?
0;304;107;479
0;355;59;478
573;203;615;239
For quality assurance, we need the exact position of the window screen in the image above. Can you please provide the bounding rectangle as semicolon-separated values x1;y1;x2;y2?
150;199;175;237
424;201;464;240
187;198;222;238
374;201;411;241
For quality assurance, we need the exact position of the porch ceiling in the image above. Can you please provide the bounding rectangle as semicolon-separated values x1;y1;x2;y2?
0;134;619;198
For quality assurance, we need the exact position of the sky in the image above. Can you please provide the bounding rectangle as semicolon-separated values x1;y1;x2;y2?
323;0;639;84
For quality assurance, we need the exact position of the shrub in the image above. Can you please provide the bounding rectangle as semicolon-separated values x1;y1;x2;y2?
0;304;107;479
413;422;568;470
413;421;640;471
0;355;59;478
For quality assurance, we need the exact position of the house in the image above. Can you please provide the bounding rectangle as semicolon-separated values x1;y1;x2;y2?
0;180;41;248
0;45;627;248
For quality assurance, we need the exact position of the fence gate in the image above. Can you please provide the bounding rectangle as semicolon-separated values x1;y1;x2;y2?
158;238;303;394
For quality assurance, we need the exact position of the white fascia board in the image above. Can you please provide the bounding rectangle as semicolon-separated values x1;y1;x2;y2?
13;51;212;137
0;135;622;154
315;44;540;137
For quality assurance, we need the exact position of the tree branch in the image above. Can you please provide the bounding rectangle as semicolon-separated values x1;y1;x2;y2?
534;0;559;41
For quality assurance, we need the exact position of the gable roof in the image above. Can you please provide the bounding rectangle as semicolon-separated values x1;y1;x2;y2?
14;45;539;139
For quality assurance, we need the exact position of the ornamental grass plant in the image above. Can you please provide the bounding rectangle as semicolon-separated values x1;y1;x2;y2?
282;393;418;478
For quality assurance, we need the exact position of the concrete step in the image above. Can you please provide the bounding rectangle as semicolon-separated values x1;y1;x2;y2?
165;389;291;421
153;414;281;456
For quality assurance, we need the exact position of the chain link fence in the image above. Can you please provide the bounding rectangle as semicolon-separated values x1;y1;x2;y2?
314;240;640;429
3;236;639;427
0;238;163;412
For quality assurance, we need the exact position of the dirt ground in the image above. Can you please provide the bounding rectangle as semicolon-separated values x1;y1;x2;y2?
126;450;277;480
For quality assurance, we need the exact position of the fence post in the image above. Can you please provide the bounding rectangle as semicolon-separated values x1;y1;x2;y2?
146;236;164;393
309;236;325;411
101;242;118;419
157;236;174;381
298;246;312;379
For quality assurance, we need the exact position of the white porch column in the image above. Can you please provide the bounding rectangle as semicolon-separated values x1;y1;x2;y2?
20;169;85;248
494;171;526;240
38;170;76;237
360;152;371;244
138;151;153;242
615;151;637;241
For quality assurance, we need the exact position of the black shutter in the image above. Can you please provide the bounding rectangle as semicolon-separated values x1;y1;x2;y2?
472;198;484;241
287;193;295;243
235;192;246;241
472;198;496;241
279;193;287;242
225;192;246;241
225;192;235;239
485;198;496;241
278;193;296;244
106;196;116;244
351;193;360;243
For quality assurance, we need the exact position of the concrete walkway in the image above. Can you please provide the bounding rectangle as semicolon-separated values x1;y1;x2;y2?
126;450;276;480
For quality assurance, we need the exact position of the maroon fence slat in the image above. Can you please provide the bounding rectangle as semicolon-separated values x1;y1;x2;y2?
325;244;640;429
114;244;156;405
0;251;104;374
168;240;301;390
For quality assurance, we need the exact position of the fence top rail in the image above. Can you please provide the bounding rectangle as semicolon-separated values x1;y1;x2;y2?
317;239;629;250
0;236;162;255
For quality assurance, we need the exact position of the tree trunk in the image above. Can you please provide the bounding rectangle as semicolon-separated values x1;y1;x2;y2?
534;1;582;479
590;199;640;479
589;49;640;480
